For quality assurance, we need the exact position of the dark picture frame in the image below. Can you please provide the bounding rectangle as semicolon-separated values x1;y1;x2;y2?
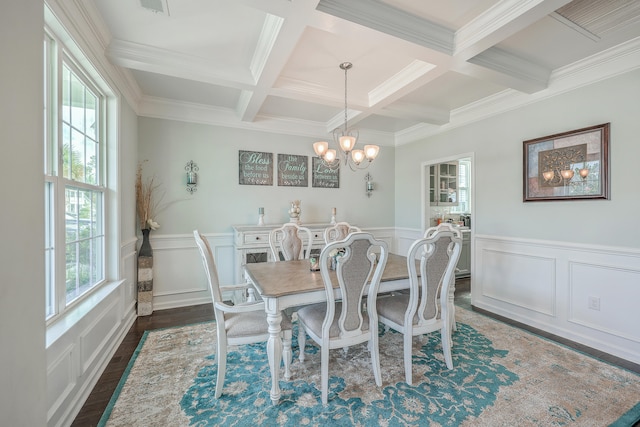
523;123;610;202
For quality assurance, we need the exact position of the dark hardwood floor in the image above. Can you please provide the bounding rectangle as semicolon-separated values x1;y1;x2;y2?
71;304;214;426
72;279;639;426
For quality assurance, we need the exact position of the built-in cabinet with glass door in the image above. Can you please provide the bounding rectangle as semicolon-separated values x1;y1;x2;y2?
430;161;459;206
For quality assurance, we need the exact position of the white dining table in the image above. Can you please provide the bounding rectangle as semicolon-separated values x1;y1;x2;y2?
243;253;413;405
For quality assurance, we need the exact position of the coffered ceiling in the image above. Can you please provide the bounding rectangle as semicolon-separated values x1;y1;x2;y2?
90;0;640;145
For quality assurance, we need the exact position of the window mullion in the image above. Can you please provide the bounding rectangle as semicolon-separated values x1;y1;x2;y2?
54;178;67;316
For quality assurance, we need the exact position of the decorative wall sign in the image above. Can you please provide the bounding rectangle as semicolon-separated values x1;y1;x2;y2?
312;157;340;188
277;154;308;187
239;150;273;185
523;123;609;202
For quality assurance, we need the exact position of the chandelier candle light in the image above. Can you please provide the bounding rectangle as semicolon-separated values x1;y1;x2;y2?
313;62;380;171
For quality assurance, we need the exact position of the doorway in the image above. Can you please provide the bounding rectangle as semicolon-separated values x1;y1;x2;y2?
421;153;474;232
421;153;475;295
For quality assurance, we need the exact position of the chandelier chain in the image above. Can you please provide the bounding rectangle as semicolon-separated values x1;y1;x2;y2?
343;63;348;133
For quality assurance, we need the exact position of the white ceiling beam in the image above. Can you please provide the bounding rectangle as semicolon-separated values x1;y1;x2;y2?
237;0;321;122
316;0;454;55
454;0;574;59
106;39;255;90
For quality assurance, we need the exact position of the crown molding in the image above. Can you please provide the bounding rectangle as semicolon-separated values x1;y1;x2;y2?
107;39;256;90
45;0;142;112
395;36;640;145
467;46;550;93
138;96;394;145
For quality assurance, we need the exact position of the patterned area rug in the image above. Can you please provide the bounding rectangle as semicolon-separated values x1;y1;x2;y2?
99;308;640;426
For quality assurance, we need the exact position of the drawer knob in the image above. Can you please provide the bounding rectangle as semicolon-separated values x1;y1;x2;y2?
256;236;260;240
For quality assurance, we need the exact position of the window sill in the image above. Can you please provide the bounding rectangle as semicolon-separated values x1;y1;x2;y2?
46;280;125;348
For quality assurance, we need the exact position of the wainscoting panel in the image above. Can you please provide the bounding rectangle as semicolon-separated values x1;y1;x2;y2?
123;248;137;308
480;249;556;316
46;278;136;427
78;299;121;375
474;235;640;365
569;261;640;343
46;344;75;422
149;233;234;310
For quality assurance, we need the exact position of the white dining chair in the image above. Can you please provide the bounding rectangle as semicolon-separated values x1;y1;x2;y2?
297;232;388;404
268;222;313;261
424;223;463;333
193;230;293;398
323;222;361;244
376;226;461;385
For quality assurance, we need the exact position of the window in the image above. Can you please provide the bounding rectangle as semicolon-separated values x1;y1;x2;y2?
451;159;471;214
44;27;110;321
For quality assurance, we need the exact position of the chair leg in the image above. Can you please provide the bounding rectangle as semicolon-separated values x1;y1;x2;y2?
283;329;292;380
321;346;329;405
370;333;382;387
449;279;457;332
298;323;306;362
215;336;227;398
403;333;413;385
441;323;454;370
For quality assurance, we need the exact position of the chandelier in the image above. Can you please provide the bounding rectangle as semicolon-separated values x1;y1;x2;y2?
313;62;380;171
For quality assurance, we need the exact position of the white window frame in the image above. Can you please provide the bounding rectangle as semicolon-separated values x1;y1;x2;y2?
451;159;471;214
44;22;116;323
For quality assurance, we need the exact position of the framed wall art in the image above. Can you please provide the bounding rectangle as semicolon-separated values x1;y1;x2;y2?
312;157;340;188
239;150;273;185
523;123;610;202
277;154;308;187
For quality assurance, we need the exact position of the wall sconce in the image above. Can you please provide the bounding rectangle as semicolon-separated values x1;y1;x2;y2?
365;172;374;198
185;160;198;194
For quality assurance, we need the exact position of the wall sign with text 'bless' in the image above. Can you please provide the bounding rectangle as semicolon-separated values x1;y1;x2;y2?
238;150;273;185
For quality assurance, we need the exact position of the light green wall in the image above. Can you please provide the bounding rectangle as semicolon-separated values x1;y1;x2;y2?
395;68;640;249
137;118;395;234
120;100;139;242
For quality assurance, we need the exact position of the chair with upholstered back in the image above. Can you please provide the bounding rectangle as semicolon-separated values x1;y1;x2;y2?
268;222;313;261
323;222;361;244
424;223;463;332
297;232;388;404
193;230;293;398
376;226;461;385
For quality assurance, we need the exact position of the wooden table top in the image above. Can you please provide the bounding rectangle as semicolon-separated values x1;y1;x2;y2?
244;253;409;298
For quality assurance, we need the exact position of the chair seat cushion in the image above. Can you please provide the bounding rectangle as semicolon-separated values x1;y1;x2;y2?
297;302;369;338
225;310;292;339
377;295;441;326
377;295;411;326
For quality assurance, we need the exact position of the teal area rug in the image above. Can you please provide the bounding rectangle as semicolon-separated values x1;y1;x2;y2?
99;308;640;426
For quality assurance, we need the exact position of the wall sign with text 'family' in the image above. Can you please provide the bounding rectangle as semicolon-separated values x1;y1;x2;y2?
312;157;340;188
238;150;273;185
277;154;308;187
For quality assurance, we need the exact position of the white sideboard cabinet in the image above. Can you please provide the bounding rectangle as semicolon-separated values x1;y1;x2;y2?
232;223;332;282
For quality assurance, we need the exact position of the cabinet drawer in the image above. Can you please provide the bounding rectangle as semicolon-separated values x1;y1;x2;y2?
242;232;270;246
